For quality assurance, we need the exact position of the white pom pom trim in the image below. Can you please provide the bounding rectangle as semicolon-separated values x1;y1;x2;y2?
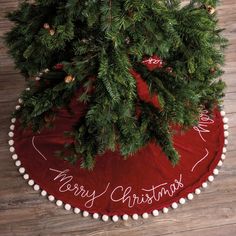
112;215;119;222
48;195;55;202
64;204;71;211
83;211;89;217
7;105;227;221
220;110;226;117
41;190;47;196
102;215;109;222
74;208;81;214
19;167;25;174
15;105;21;110
171;202;178;209
28;179;34;186
142;213;149;219
163;207;169;214
10;125;15;131
132;214;139;220
8;140;14;146
195;188;201;195
11;118;16;123
23;174;29;180
213;169;219;175
33;184;40;191
12;154;18;160
223;117;228;124
8;132;14;137
208;175;214;182
179;198;186;205
15;160;21;167
56;200;63;207
187;193;194;200
224;131;229;138
152;210;159;217
93;213;99;219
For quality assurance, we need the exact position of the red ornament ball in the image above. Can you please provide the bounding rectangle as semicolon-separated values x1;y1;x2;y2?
54;63;64;70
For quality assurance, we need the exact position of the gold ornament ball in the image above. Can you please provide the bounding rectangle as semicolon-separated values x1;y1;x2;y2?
49;29;55;36
65;75;75;83
207;6;215;15
43;23;50;29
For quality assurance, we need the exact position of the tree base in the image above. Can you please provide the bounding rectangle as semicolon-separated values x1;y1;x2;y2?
8;97;228;222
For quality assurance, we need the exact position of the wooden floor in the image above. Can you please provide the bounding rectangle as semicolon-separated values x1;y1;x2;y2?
0;1;236;235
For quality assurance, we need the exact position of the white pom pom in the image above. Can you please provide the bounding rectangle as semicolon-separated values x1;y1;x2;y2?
23;174;29;180
223;117;228;124
152;210;159;217
102;215;109;222
221;154;226;160
64;204;71;211
163;207;169;214
217;160;223;167
224;124;229;130
208;175;214;182
18;98;23;104
15;105;21;110
12;154;18;160
83;211;89;217
41;190;47;196
56;200;63;206
11;118;16;123
15;160;21;167
8;140;14;146
8;132;14;137
25;87;30;91
195;188;201;195
132;214;139;220
10;125;15;131
48;195;55;202
74;208;81;214
10;147;15;153
19;167;25;174
213;169;219;175
222;147;227;154
171;202;178;209
38;72;43;76
224;139;228;146
187;193;194;200
35;77;41;81
122;214;129;221
142;213;149;219
44;68;50;73
202;182;208;188
112;215;119;222
28;179;34;186
179;198;186;205
220;111;226;117
224;131;229;138
33;184;40;191
93;213;99;219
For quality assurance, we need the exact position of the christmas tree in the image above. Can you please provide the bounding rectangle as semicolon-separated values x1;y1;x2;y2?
5;0;227;169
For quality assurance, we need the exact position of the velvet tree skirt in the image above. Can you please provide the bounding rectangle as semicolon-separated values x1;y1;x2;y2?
8;95;229;221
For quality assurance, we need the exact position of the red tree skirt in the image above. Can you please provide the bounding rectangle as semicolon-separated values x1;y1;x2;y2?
9;98;229;221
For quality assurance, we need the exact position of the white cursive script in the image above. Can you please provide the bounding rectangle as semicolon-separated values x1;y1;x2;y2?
110;174;183;208
193;110;214;142
49;168;110;208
